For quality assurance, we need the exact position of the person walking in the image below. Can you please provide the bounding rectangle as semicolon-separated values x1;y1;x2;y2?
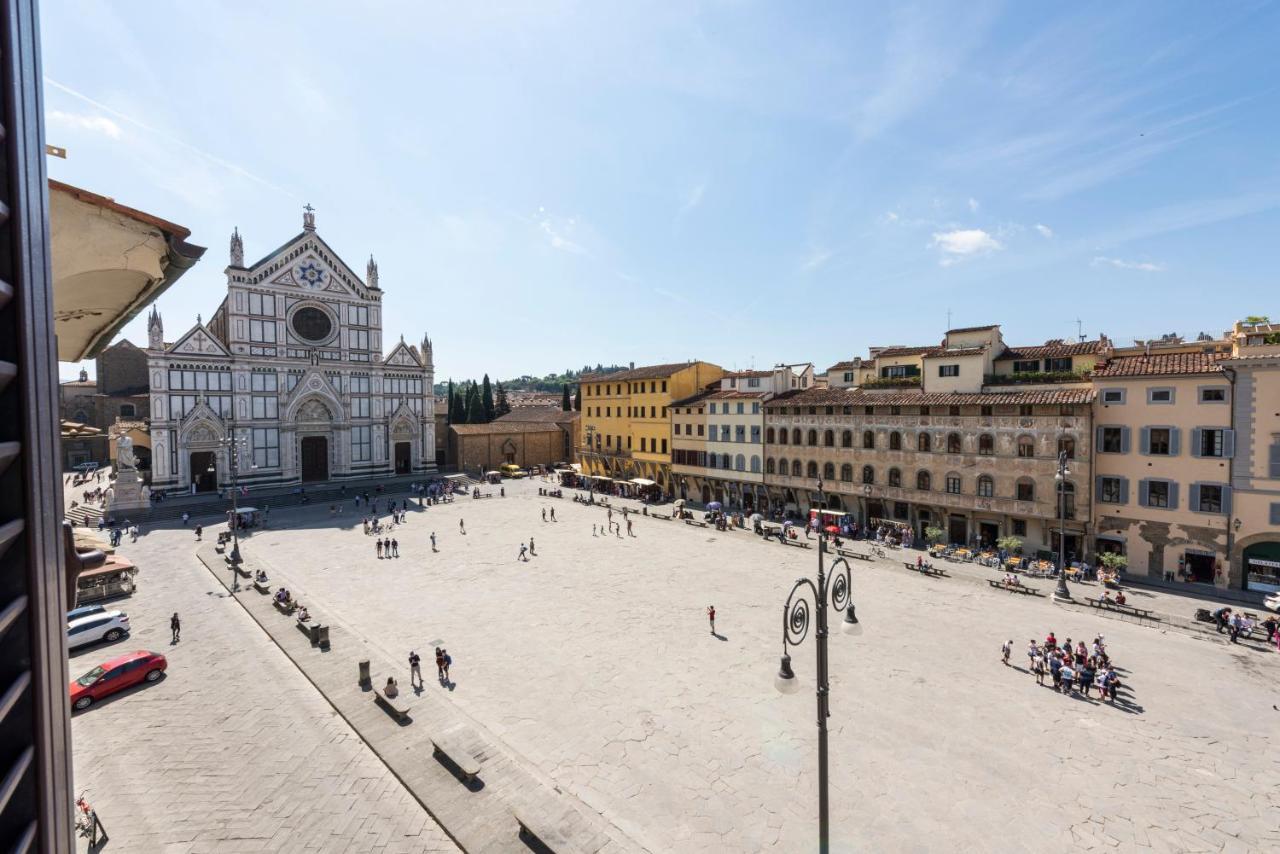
519;543;528;561
376;540;383;559
529;537;536;556
442;649;452;682
409;650;422;687
592;524;597;537
194;524;203;542
434;647;445;682
431;531;437;552
1229;612;1242;644
707;605;716;635
626;518;634;537
542;508;547;522
383;537;391;557
170;612;181;643
182;511;190;526
1001;640;1012;666
391;538;399;558
550;507;556;522
459;519;466;535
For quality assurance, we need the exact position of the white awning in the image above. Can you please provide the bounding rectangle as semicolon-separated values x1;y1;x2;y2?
630;478;657;486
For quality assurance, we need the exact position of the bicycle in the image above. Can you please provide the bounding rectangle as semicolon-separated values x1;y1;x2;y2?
75;791;107;845
871;545;887;559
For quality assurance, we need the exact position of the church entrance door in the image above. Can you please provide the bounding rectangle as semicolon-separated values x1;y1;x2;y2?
300;436;329;482
190;452;217;493
394;442;411;474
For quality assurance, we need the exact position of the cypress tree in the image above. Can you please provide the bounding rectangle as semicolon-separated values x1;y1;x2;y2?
465;382;485;423
446;379;455;424
573;384;581;411
495;382;511;418
481;374;495;422
561;383;571;411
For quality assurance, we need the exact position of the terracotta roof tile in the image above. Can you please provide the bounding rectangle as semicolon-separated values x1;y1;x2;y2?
873;346;936;358
923;346;986;357
582;362;704;382
946;324;999;334
998;340;1105;360
449;421;567;435
493;406;578;423
765;387;1094;408
826;360;861;371
1091;351;1227;378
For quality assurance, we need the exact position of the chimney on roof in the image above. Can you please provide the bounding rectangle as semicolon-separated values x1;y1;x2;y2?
629;361;635;370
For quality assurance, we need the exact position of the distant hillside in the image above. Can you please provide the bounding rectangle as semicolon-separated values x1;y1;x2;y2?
433;364;627;396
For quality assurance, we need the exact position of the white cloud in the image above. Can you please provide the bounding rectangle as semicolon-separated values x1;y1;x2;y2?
1034;223;1054;238
967;197;980;213
881;211;899;223
1091;256;1164;272
931;228;1002;265
677;181;707;220
47;109;122;139
536;206;587;255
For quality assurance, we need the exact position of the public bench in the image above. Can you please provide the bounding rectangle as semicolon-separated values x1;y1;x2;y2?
986;578;1041;596
296;619;319;644
513;801;606;854
685;519;708;528
430;724;486;783
273;599;296;616
781;538;812;549
229;562;251;578
650;513;671;521
252;580;271;594
902;561;947;577
839;549;873;561
373;688;410;723
1088;599;1156;621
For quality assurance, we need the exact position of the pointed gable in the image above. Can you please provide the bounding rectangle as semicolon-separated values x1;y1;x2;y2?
384;340;422;368
241;231;375;299
167;320;231;357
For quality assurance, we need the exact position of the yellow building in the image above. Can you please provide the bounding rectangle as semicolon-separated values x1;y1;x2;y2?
578;361;723;493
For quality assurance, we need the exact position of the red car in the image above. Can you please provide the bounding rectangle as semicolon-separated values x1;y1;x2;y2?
70;650;167;711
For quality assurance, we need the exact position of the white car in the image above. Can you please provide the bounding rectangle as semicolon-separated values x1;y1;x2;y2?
67;611;130;649
1265;592;1280;613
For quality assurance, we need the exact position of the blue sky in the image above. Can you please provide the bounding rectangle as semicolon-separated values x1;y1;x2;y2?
46;1;1280;383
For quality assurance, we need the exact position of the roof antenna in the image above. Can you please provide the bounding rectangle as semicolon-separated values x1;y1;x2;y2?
1075;318;1085;342
946;308;953;331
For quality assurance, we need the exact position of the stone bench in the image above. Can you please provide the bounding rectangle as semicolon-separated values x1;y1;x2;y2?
430;724;486;783
252;580;271;594
273;599;296;616
838;549;873;561
1088;599;1156;621
373;688;410;723
685;519;708;528
782;538;812;549
987;578;1041;596
902;561;947;577
513;801;607;854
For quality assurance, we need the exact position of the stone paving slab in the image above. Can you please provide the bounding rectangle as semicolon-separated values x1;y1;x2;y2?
196;540;642;854
68;530;459;853
231;479;1280;853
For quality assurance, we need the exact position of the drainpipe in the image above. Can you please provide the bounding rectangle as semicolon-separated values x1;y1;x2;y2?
1223;366;1237;587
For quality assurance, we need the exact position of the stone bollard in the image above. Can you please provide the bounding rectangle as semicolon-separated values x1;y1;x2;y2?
358;659;371;688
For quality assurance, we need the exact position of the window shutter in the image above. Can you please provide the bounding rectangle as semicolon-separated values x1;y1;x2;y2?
1169;428;1180;456
1119;478;1129;505
1271;442;1280;478
1222;430;1235;459
1167;481;1179;510
1095;426;1105;450
1138;479;1149;507
1095;475;1104;499
1189;483;1200;513
1222;486;1232;517
1121;427;1132;454
1190;428;1202;458
1139;427;1150;455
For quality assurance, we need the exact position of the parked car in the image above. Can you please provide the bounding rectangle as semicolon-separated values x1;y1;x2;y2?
499;464;526;479
66;603;107;622
1265;591;1280;613
67;611;130;649
70;650;167;711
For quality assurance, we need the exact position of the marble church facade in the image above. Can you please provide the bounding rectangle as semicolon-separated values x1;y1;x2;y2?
146;208;436;492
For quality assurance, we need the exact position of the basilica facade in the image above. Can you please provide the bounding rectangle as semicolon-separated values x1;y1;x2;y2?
146;207;436;493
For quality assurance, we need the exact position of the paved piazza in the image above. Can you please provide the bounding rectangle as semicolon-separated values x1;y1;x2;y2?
69;527;460;853
74;479;1280;852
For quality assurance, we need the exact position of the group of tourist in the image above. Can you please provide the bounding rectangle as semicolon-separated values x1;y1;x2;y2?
407;648;453;689
1006;633;1122;702
1212;607;1279;647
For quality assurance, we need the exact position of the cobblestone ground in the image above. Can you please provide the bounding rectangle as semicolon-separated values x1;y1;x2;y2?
69;528;459;854
237;480;1280;853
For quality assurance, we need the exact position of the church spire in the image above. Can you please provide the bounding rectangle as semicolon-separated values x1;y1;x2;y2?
303;203;316;231
229;227;244;267
366;254;380;290
147;305;164;350
421;333;433;370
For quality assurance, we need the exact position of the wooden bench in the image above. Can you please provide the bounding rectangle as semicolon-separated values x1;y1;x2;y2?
1088;599;1156;620
430;724;486;783
987;579;1041;596
273;599;296;616
252;580;271;594
513;801;607;854
373;688;410;723
839;549;873;561
685;519;708;528
782;538;812;549
902;561;947;577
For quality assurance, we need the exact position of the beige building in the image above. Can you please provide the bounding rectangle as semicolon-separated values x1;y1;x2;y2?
1224;320;1280;593
1089;348;1234;586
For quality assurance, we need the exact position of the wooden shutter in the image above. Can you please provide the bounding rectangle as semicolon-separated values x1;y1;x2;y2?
1222;430;1235;459
1119;477;1129;505
1268;442;1280;478
1167;481;1180;510
1169;428;1180;457
1138;479;1149;507
1190;428;1202;458
1189;483;1201;513
1222;486;1232;517
1139;427;1151;455
1121;427;1131;454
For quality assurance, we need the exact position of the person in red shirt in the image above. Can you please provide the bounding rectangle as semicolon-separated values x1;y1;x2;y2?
707;605;716;635
1045;631;1057;651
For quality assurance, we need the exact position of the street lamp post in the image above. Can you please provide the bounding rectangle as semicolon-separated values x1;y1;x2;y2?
212;435;252;591
774;484;862;854
1053;449;1072;601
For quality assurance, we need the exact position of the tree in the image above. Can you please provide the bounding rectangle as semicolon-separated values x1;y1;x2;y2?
996;536;1023;555
481;374;495;422
495;382;511;418
1099;552;1128;573
573;384;581;411
561;383;571;411
465;382;485;424
924;526;946;546
446;380;455;424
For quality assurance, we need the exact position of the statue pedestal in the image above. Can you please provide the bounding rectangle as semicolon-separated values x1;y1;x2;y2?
107;469;149;513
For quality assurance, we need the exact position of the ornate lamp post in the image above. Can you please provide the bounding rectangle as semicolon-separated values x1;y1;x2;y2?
212;434;253;590
1053;449;1072;601
774;484;862;853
